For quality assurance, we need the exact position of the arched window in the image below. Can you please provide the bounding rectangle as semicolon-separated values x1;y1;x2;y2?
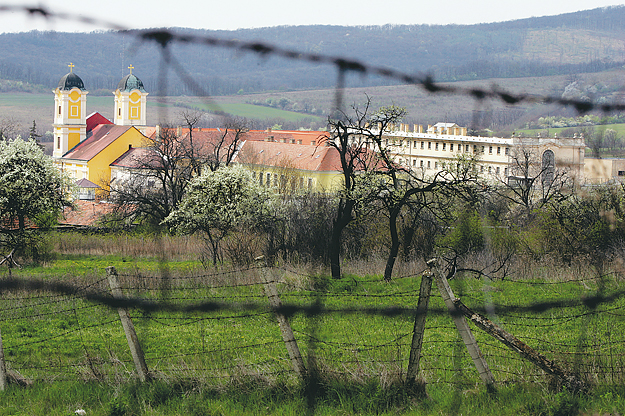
542;150;555;185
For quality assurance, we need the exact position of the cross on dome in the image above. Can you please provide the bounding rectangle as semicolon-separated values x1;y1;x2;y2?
68;63;75;73
128;65;134;75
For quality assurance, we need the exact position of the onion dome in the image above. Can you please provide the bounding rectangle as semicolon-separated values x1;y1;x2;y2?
117;73;147;93
57;71;86;91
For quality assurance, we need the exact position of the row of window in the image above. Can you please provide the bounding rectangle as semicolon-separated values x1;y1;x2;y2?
252;171;314;190
413;141;510;156
410;159;509;176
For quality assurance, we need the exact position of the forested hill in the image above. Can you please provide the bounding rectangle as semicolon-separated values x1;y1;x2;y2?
1;5;625;95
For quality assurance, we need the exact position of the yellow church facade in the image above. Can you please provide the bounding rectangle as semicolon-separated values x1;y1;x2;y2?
52;64;149;187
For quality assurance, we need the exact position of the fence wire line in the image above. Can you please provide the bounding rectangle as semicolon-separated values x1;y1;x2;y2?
1;270;624;315
2;5;625;401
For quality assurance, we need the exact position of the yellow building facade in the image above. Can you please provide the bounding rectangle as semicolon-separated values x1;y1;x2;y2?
53;65;149;187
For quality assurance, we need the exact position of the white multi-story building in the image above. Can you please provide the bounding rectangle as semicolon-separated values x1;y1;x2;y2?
365;122;586;182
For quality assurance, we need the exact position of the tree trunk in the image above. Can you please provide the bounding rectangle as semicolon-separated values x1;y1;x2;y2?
384;207;401;282
330;200;354;279
330;221;343;279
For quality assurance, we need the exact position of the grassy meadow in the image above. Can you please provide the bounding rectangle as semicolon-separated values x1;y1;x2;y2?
0;232;623;415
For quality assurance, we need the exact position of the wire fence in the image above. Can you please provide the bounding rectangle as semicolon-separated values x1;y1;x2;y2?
0;264;622;391
0;6;625;413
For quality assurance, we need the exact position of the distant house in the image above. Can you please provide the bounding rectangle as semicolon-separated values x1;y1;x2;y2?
75;178;100;201
235;140;343;192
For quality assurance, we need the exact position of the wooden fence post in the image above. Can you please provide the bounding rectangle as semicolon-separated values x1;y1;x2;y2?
106;266;150;382
453;298;587;392
258;263;306;379
0;328;6;390
405;269;433;391
427;259;496;389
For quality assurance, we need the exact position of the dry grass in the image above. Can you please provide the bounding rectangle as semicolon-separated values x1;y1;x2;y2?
51;231;205;261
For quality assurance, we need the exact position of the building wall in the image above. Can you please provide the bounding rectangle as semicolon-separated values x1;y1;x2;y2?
364;126;586;182
584;158;625;183
87;128;147;186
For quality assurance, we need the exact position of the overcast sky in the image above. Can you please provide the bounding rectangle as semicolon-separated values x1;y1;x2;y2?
0;1;623;33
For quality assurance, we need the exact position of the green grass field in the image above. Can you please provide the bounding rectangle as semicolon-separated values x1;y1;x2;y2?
0;232;624;415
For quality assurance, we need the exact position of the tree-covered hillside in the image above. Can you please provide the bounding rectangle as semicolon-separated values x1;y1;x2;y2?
1;6;625;95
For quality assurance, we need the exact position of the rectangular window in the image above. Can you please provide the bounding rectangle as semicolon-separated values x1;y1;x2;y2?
505;147;509;155
412;159;416;166
427;161;431;168
266;173;271;186
505;168;508;176
474;145;478;153
435;161;438;169
58;106;62;115
489;146;493;154
420;160;424;167
450;143;454;151
497;146;501;155
428;142;431;150
466;144;470;152
496;167;500;174
421;142;424;149
435;143;439;151
259;172;263;185
442;143;446;151
619;171;625;176
481;146;485;153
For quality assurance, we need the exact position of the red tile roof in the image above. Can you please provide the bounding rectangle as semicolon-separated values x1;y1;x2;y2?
60;200;115;226
75;178;100;188
149;128;328;146
86;112;112;134
236;140;342;172
63;125;135;161
110;147;157;169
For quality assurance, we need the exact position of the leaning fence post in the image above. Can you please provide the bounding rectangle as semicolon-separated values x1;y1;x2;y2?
257;260;306;379
452;297;587;392
405;268;434;392
427;259;496;389
0;328;6;390
106;266;150;382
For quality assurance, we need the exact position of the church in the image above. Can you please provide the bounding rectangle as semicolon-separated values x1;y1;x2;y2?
52;64;151;193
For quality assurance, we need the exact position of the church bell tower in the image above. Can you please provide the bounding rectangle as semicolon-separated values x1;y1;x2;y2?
53;63;88;159
114;65;148;133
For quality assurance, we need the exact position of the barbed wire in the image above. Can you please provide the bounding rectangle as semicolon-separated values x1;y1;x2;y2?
2;4;625;402
1;4;623;120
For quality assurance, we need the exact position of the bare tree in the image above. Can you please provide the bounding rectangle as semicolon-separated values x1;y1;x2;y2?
0;117;20;141
203;117;249;173
323;99;387;279
493;144;570;224
107;115;250;228
107;127;196;227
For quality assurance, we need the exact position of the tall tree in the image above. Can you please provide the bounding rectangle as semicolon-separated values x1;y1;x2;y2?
0;139;72;264
163;165;272;265
323;100;405;279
